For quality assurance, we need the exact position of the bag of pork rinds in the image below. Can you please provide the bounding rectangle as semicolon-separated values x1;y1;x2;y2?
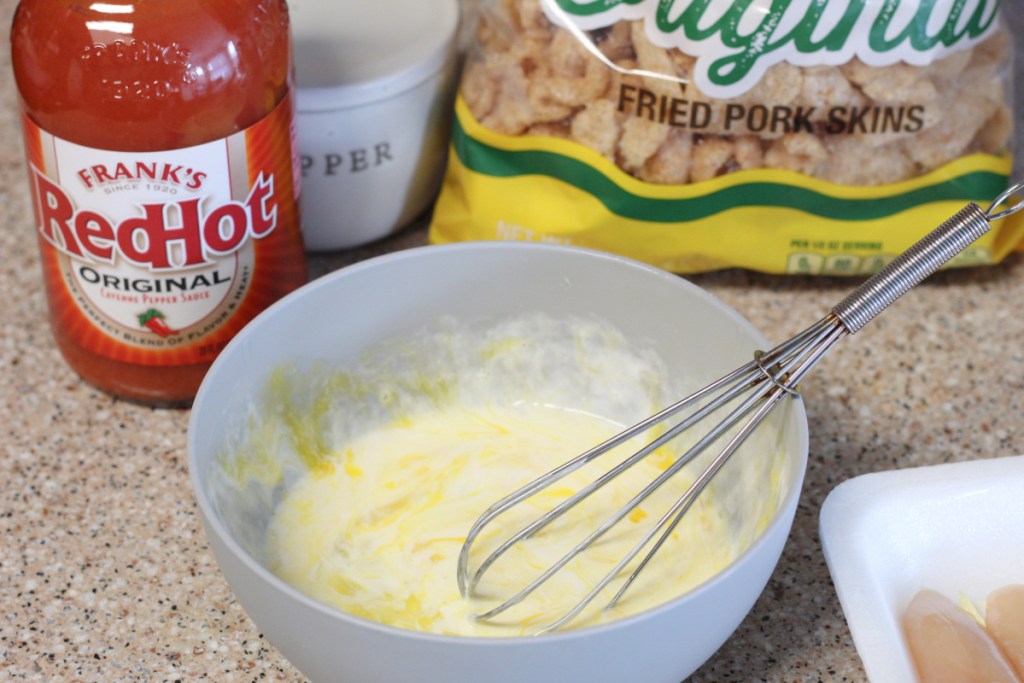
430;0;1024;275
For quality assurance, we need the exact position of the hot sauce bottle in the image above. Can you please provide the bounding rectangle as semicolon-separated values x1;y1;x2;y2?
10;0;308;405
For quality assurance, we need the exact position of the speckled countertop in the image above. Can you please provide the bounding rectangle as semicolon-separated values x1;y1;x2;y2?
2;3;1023;681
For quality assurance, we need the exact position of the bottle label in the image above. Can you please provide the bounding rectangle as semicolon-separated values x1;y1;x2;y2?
23;94;306;365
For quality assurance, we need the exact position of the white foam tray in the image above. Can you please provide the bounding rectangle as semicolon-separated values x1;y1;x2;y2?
819;454;1024;683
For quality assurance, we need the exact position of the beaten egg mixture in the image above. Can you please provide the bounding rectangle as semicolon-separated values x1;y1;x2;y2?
219;314;779;636
265;401;741;636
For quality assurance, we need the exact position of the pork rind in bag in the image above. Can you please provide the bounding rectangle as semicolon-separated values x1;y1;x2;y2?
431;0;1023;274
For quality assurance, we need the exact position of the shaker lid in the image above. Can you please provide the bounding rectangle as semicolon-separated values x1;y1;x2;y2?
289;0;460;111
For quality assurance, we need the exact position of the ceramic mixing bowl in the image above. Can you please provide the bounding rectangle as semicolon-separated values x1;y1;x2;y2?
188;242;809;683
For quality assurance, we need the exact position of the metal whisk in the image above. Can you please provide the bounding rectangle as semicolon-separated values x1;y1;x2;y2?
458;182;1024;633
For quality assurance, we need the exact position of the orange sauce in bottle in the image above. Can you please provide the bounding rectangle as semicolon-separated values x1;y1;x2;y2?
11;0;308;405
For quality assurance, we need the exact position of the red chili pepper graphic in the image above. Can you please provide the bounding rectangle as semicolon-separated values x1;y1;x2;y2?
138;309;178;338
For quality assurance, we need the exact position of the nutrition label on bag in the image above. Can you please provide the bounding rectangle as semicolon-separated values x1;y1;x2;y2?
786;246;992;275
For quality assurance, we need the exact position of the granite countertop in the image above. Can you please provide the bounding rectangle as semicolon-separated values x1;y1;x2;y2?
2;2;1022;681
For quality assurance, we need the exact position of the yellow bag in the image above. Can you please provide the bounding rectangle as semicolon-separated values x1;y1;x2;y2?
431;0;1023;274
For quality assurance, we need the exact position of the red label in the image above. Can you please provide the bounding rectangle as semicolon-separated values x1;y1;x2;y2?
24;93;307;365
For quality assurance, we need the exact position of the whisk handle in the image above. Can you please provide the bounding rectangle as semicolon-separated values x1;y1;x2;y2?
831;202;991;334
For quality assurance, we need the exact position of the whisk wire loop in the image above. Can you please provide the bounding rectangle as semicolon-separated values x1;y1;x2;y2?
458;317;841;601
465;315;849;629
469;363;772;619
577;317;847;628
986;180;1024;222
456;362;755;596
606;316;849;612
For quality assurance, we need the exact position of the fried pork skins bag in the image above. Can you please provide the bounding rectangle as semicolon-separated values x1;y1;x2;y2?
431;0;1022;274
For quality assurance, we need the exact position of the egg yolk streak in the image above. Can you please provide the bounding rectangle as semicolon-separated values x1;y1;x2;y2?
265;402;742;636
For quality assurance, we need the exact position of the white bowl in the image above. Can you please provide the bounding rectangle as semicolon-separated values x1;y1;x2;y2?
188;243;809;683
289;0;459;250
820;455;1024;683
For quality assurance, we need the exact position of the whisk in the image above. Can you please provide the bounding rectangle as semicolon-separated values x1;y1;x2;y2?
457;182;1024;633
